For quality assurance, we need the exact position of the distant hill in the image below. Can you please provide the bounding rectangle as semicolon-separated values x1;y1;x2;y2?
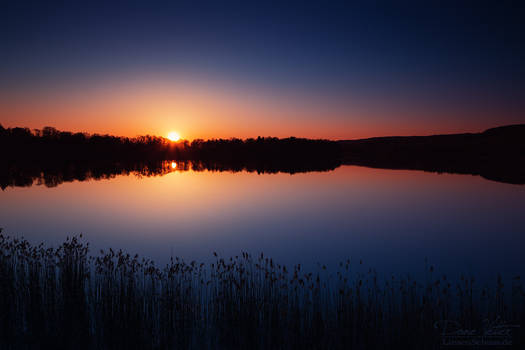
339;124;525;184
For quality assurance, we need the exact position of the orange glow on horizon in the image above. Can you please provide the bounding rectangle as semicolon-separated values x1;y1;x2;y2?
0;74;518;141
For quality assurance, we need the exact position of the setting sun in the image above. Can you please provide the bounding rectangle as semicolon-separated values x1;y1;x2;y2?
167;131;180;142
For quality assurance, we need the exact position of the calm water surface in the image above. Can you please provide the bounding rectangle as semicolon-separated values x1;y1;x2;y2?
1;165;524;280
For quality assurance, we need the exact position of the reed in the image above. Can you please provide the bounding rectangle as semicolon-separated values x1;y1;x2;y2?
0;233;523;349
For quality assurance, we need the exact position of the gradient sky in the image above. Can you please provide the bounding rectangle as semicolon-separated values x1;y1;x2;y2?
1;1;524;140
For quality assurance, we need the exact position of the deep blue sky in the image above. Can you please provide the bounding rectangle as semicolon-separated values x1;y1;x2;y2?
1;1;524;138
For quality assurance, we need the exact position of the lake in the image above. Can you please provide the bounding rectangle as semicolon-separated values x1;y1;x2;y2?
1;163;524;281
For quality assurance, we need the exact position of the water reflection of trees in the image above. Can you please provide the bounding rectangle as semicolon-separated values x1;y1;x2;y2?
2;124;523;187
0;125;343;189
0;159;341;190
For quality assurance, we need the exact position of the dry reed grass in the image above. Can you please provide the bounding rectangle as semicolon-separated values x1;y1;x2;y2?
0;233;523;349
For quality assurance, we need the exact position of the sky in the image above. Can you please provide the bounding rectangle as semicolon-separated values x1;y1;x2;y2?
1;0;524;140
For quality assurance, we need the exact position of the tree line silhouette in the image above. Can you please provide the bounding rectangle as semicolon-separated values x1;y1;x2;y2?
0;124;341;164
2;124;524;187
0;125;342;189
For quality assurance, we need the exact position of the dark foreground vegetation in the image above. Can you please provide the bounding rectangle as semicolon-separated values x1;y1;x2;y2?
340;124;525;184
0;234;523;349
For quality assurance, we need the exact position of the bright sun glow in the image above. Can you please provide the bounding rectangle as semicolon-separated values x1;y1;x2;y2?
171;161;177;169
167;131;180;141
